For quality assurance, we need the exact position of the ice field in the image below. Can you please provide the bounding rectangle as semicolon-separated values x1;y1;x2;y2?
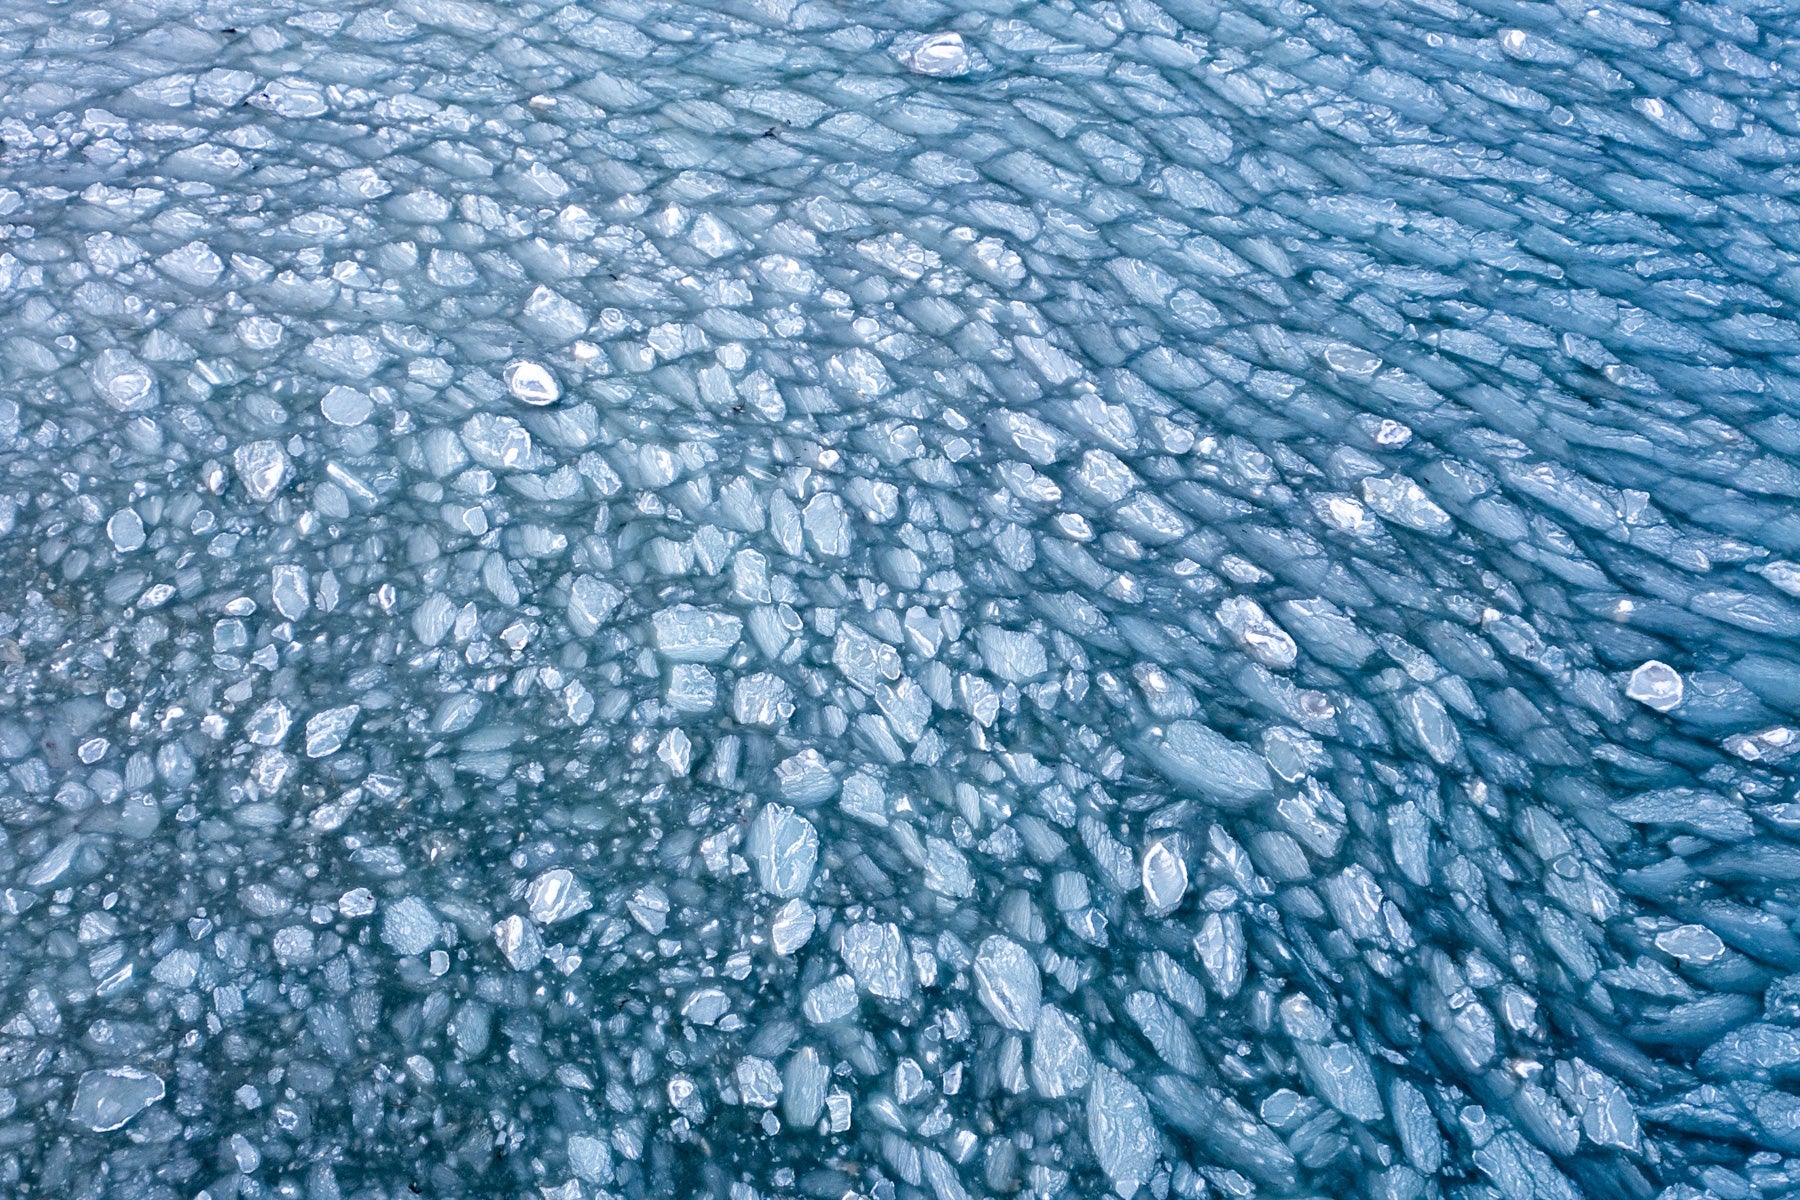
1;0;1800;1198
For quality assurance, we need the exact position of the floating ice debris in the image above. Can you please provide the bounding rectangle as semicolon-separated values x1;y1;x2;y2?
493;915;543;971
1088;1067;1158;1199
897;32;970;77
504;360;561;406
747;804;819;899
1140;837;1188;917
320;386;373;427
70;1067;165;1132
88;349;158;411
105;508;144;552
233;440;290;502
1627;661;1685;712
525;869;592;925
973;936;1041;1032
380;897;439;957
6;0;1800;1194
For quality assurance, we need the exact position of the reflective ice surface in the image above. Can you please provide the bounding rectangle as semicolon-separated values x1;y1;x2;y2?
2;0;1799;1198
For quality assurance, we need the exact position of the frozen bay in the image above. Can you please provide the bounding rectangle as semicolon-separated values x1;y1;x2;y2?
0;1;1798;1198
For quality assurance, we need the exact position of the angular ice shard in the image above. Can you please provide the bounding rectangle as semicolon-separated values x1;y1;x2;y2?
839;922;910;1000
1031;1006;1093;1099
381;897;440;957
1143;722;1273;807
70;1067;165;1132
1141;837;1189;917
527;870;592;925
493;915;543;971
747;804;819;899
89;349;159;412
1088;1066;1158;1198
234;440;290;503
973;936;1041;1032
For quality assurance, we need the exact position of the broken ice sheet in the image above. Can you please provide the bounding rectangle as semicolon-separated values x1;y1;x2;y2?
5;0;1800;1195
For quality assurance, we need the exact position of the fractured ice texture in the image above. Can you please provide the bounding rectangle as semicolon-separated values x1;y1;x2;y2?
1;0;1800;1197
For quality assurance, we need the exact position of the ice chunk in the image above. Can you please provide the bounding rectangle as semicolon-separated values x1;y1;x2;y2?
975;626;1048;683
784;1046;829;1127
736;1057;782;1107
652;605;742;663
1141;837;1188;917
106;509;145;552
505;360;561;406
381;897;440;957
1031;1005;1093;1098
493;915;542;971
840;922;911;1000
897;32;970;77
320;386;373;426
304;706;359;758
1626;661;1683;712
733;673;794;728
804;975;860;1024
234;440;291;502
682;987;730;1026
526;869;593;924
775;749;837;804
1216;598;1297;669
771;899;817;955
70;1067;165;1132
1088;1066;1159;1198
271;565;310;621
1143;722;1273;806
89;349;159;411
747;804;819;898
973;936;1041;1032
568;1135;613;1185
1294;1041;1384;1122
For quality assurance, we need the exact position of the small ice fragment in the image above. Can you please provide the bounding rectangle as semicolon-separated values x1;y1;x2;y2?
804;974;860;1024
771;898;817;955
899;31;970;77
234;440;291;502
381;896;440;957
840;921;911;1000
682;987;730;1026
505;360;561;406
1655;924;1725;964
747;804;819;898
974;936;1042;1032
493;915;543;971
320;386;373;426
1143;721;1273;806
70;1067;165;1132
1088;1065;1159;1198
89;348;159;411
1141;837;1188;917
1626;661;1683;712
271;565;310;620
1031;1006;1093;1098
736;1056;783;1107
1216;598;1297;669
526;868;593;924
106;509;145;552
651;605;743;663
304;706;359;758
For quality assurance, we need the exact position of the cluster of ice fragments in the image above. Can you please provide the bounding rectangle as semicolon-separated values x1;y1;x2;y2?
1;0;1799;1197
